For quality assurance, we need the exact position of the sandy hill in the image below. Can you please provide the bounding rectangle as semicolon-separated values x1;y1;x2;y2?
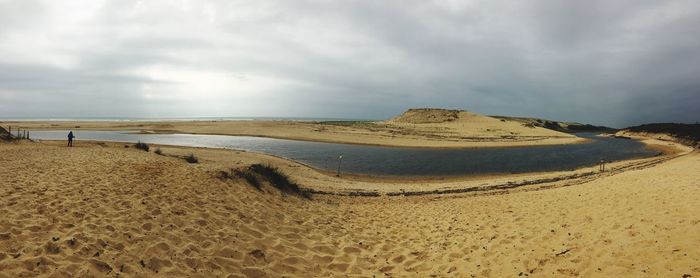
383;108;575;139
386;108;462;123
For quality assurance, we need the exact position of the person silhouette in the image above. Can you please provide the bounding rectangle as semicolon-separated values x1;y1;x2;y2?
67;131;75;147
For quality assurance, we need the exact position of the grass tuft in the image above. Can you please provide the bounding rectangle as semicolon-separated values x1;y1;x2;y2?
248;164;310;199
234;169;261;190
218;164;310;199
184;154;199;164
134;141;150;152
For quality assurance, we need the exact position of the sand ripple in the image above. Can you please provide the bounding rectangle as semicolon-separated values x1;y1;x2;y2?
1;141;699;277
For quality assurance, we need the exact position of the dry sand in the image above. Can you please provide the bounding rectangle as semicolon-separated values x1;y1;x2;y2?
1;109;583;148
1;138;698;277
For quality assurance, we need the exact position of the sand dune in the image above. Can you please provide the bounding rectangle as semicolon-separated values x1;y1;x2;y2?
0;139;698;277
0;109;583;148
385;108;573;139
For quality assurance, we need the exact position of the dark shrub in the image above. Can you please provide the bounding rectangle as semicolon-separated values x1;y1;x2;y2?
543;121;562;130
249;164;310;199
218;164;310;198
233;169;261;190
184;154;198;164
134;141;149;152
154;148;163;155
0;126;12;141
567;124;616;132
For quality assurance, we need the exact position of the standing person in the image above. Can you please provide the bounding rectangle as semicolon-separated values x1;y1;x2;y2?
67;131;75;147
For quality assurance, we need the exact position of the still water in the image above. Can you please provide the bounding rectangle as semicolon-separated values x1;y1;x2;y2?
30;130;657;176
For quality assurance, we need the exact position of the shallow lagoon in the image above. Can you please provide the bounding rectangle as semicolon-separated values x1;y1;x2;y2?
31;131;657;176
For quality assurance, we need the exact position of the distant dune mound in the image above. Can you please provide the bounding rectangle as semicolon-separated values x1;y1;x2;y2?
381;108;577;141
387;108;467;124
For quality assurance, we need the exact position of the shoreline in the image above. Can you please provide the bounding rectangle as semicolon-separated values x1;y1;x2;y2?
31;133;691;196
32;134;652;180
136;130;591;150
35;128;591;150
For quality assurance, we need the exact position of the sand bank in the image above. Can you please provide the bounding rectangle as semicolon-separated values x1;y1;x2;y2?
1;109;585;148
1;138;698;277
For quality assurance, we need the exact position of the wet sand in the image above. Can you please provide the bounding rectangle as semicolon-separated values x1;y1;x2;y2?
0;138;698;277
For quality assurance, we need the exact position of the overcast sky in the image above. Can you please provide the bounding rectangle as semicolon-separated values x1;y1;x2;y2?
0;0;698;127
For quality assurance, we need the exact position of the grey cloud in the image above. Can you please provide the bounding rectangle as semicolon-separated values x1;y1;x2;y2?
0;0;698;126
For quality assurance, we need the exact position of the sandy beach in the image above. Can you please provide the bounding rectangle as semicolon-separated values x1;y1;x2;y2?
3;0;699;276
1;109;584;148
1;135;698;277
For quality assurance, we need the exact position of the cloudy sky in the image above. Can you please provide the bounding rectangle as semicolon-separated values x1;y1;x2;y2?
0;0;698;127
